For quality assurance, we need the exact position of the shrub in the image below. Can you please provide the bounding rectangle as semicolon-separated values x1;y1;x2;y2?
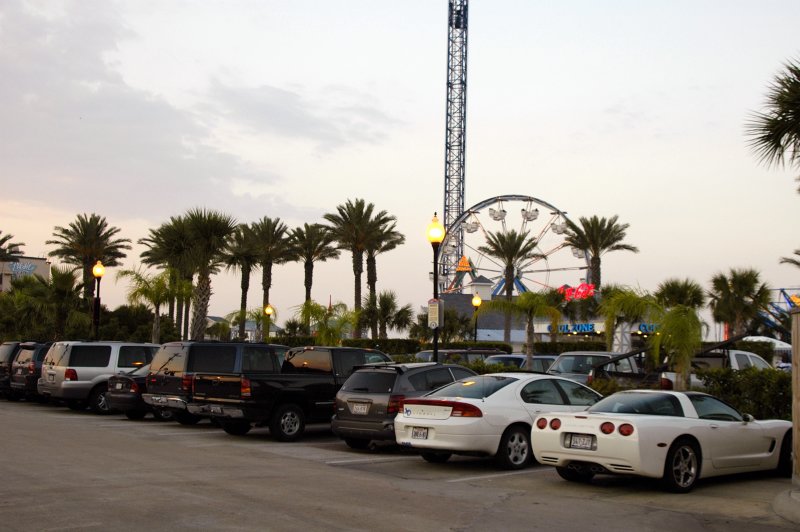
697;367;791;420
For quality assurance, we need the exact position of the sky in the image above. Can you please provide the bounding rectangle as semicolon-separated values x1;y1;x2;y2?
2;0;799;339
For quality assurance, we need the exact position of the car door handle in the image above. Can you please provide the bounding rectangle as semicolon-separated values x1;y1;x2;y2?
710;424;719;429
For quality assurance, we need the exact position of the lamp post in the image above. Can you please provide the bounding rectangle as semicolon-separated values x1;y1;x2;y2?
264;304;274;341
471;294;482;342
91;260;105;341
426;213;445;363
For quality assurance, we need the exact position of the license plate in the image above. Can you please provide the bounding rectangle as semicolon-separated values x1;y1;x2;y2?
210;405;223;414
115;382;123;390
153;396;166;404
48;374;54;382
569;434;594;450
16;369;22;374
411;427;428;439
351;403;369;415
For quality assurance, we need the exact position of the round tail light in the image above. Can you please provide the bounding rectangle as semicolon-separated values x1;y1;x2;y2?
536;418;548;430
618;423;634;436
549;418;561;430
600;422;615;434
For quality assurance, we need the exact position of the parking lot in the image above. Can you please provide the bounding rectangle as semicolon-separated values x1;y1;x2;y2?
0;400;795;531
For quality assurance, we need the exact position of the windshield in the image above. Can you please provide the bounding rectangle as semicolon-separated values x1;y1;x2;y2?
427;375;516;399
550;355;608;375
589;392;684;417
125;364;150;376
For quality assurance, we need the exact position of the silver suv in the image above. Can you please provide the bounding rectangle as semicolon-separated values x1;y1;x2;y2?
38;341;159;413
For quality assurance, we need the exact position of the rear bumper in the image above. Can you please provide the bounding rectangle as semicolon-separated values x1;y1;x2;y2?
142;393;188;411
106;392;145;412
331;416;396;441
38;381;92;400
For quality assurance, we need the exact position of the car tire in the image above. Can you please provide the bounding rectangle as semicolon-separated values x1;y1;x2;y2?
777;431;792;478
67;399;87;411
125;410;147;420
89;385;112;414
175;411;202;425
661;438;700;493
494;425;533;470
344;438;370;450
556;465;594;483
420;451;452;464
222;421;251;436
270;403;305;442
152;408;174;422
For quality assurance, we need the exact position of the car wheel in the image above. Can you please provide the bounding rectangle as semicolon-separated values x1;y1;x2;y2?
89;385;112;414
662;438;700;493
270;403;305;442
175;411;202;425
67;399;87;411
556;465;594;483
125;410;147;421
777;431;792;478
222;421;251;436
152;408;174;422
495;425;533;470
344;438;371;450
420;451;452;464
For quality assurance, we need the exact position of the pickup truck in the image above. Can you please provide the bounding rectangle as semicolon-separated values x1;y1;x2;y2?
659;348;772;390
189;346;391;441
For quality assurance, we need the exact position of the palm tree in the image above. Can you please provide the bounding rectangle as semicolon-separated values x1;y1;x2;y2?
295;300;357;346
184;208;237;340
779;249;800;268
223;225;260;340
251;216;290;313
478;292;561;368
650;305;703;391
288;223;340;303
746;58;800;190
478;229;541;342
708;268;771;338
655;278;706;309
364;219;404;339
362;291;413;339
563;215;639;289
46;213;132;301
324;198;392;338
34;266;88;340
140;216;195;338
116;267;171;343
0;231;24;262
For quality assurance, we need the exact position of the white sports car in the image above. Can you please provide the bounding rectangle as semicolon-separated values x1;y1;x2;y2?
394;373;602;469
531;390;793;492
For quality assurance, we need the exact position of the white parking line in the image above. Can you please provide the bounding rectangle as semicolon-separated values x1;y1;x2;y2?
326;456;421;465
446;468;550;483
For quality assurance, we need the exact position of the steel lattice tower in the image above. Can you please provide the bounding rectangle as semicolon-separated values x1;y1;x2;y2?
441;0;469;290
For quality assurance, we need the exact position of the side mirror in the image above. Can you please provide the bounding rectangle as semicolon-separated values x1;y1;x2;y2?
742;413;754;423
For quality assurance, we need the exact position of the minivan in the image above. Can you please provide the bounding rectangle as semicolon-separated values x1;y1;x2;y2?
38;341;159;413
9;341;52;401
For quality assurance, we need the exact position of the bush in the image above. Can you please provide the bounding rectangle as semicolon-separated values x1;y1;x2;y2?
271;335;316;348
697;367;791;420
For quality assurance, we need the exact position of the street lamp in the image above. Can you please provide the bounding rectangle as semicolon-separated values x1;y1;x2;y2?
264;304;274;341
471;294;482;342
92;260;105;341
426;213;445;363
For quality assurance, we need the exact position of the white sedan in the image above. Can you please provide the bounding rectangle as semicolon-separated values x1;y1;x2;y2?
532;390;793;492
394;373;602;469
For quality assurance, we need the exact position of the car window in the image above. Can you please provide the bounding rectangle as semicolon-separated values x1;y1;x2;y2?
341;371;396;393
611;357;634;373
407;368;454;392
529;358;552;372
450;367;475;380
117;346;156;368
69;345;111;368
520;379;564;405
750;356;772;370
428;375;516;399
284;350;332;374
188;345;238;373
551;355;606;374
150;345;186;375
15;348;35;365
590;392;684;416
555;379;601;406
242;346;281;372
689;395;743;421
0;343;19;363
43;344;69;366
735;353;751;369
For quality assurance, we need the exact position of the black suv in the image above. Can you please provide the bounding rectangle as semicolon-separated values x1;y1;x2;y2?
331;362;476;449
0;341;22;398
143;342;289;425
9;342;52;401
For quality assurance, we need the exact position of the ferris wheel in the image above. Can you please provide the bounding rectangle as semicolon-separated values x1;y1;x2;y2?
439;195;590;296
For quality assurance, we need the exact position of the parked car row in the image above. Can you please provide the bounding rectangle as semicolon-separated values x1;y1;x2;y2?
2;339;792;493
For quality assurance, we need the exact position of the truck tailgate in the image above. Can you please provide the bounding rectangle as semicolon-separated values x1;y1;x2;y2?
194;374;242;401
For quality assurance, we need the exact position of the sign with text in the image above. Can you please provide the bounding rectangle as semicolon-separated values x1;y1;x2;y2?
428;299;443;329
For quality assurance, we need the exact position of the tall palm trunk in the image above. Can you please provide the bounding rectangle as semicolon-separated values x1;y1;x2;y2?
352;250;363;339
183;300;190;340
503;265;514;343
152;304;161;344
589;255;601;288
525;318;536;368
191;270;212;340
304;261;314;303
366;254;378;340
238;264;251;340
261;265;273;311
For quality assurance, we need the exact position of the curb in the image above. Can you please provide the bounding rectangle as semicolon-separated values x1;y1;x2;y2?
772;489;800;525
